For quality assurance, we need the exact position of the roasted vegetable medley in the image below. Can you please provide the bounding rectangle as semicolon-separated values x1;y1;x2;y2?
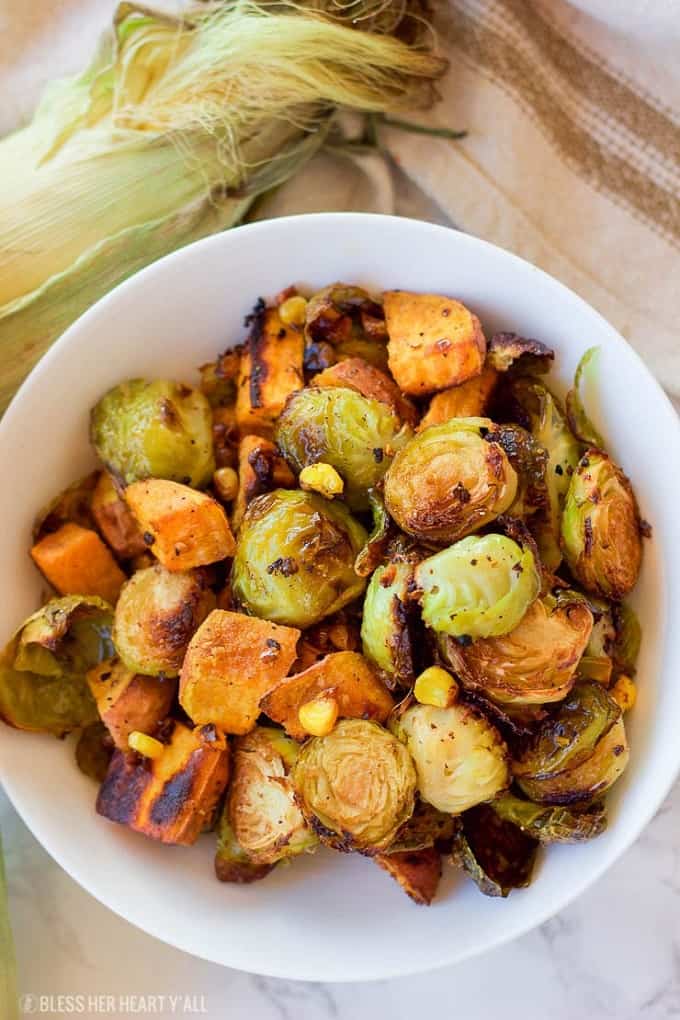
1;283;647;904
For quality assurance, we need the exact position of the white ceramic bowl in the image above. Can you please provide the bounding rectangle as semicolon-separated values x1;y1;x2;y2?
1;214;679;982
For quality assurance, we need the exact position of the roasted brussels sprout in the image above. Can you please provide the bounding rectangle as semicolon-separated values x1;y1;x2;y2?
612;602;642;674
0;596;113;735
291;719;417;854
508;379;581;570
227;727;317;866
565;347;606;448
361;561;415;686
415;534;540;640
354;490;390;578
451;803;537;897
491;793;607;843
90;379;214;488
561;450;642;599
75;721;114;781
383;419;518;543
484;424;548;519
275;386;410;510
451;595;593;704
231;489;367;628
113;565;214;676
214;814;275;884
514;680;629;804
392;702;509;814
305;284;389;370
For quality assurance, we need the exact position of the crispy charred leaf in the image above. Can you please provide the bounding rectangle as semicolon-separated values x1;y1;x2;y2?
513;680;620;781
33;472;99;542
485;425;548;518
0;596;113;735
304;283;389;370
376;847;442;905
565;347;606;449
354;489;391;577
386;798;455;853
451;804;537;897
214;813;275;884
75;721;114;782
492;792;607;844
487;333;554;374
612;602;642;674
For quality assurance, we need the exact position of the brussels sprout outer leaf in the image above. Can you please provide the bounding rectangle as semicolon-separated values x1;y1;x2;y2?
492;793;607;843
451;804;538;897
354;490;391;578
361;562;415;686
565;347;606;449
487;333;554;374
613;602;642;674
375;847;442;905
75;721;114;782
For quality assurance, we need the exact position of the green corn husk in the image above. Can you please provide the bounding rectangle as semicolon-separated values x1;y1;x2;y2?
0;0;447;412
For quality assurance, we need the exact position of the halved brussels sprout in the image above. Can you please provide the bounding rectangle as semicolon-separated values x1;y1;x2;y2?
391;702;509;815
451;803;537;897
383;419;518;544
113;565;215;676
491;792;607;843
415;534;540;641
214;813;276;884
228;726;317;866
275;387;410;510
291;719;417;854
508;379;581;570
75;721;114;782
90;379;214;488
305;284;389;370
231;489;367;628
361;561;415;686
0;596;113;735
454;595;593;704
561;450;642;599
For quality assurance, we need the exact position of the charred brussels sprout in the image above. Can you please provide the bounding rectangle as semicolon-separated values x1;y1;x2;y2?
0;596;113;735
514;680;629;804
231;489;367;628
275;387;410;510
361;561;415;686
305;284;388;370
453;595;593;705
227;727;317;866
561;450;642;599
90;379;214;488
491;793;607;844
384;419;518;544
392;703;509;815
451;804;537;897
291;719;417;854
113;565;215;676
415;534;540;640
484;424;548;519
509;379;581;570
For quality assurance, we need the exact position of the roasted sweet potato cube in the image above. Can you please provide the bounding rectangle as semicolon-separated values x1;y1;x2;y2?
232;434;295;532
31;522;125;603
384;291;486;396
87;657;177;751
91;471;146;559
375;848;442;905
313;357;418;426
96;720;230;845
125;479;236;572
180;610;300;735
260;650;394;741
419;363;499;430
235;305;304;437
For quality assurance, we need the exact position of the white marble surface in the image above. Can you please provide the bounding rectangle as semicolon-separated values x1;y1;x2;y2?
3;777;680;1019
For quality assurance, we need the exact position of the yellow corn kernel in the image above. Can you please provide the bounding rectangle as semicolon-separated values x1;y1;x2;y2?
611;674;636;713
299;462;344;499
213;466;239;503
128;730;165;759
298;695;339;737
279;295;308;327
414;666;458;708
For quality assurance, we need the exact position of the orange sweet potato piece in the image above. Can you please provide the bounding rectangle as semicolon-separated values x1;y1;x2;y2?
375;848;442;905
212;404;239;468
235;305;304;438
384;291;486;396
419;363;499;430
260;650;394;741
232;434;295;532
87;657;177;751
31;522;125;603
91;471;146;559
125;479;236;572
313;357;418;426
179;610;300;735
96;720;230;845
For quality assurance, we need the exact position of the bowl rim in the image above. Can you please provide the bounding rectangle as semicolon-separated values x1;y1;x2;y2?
1;211;679;981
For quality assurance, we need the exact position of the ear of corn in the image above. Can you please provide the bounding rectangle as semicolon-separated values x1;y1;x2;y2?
0;0;446;412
